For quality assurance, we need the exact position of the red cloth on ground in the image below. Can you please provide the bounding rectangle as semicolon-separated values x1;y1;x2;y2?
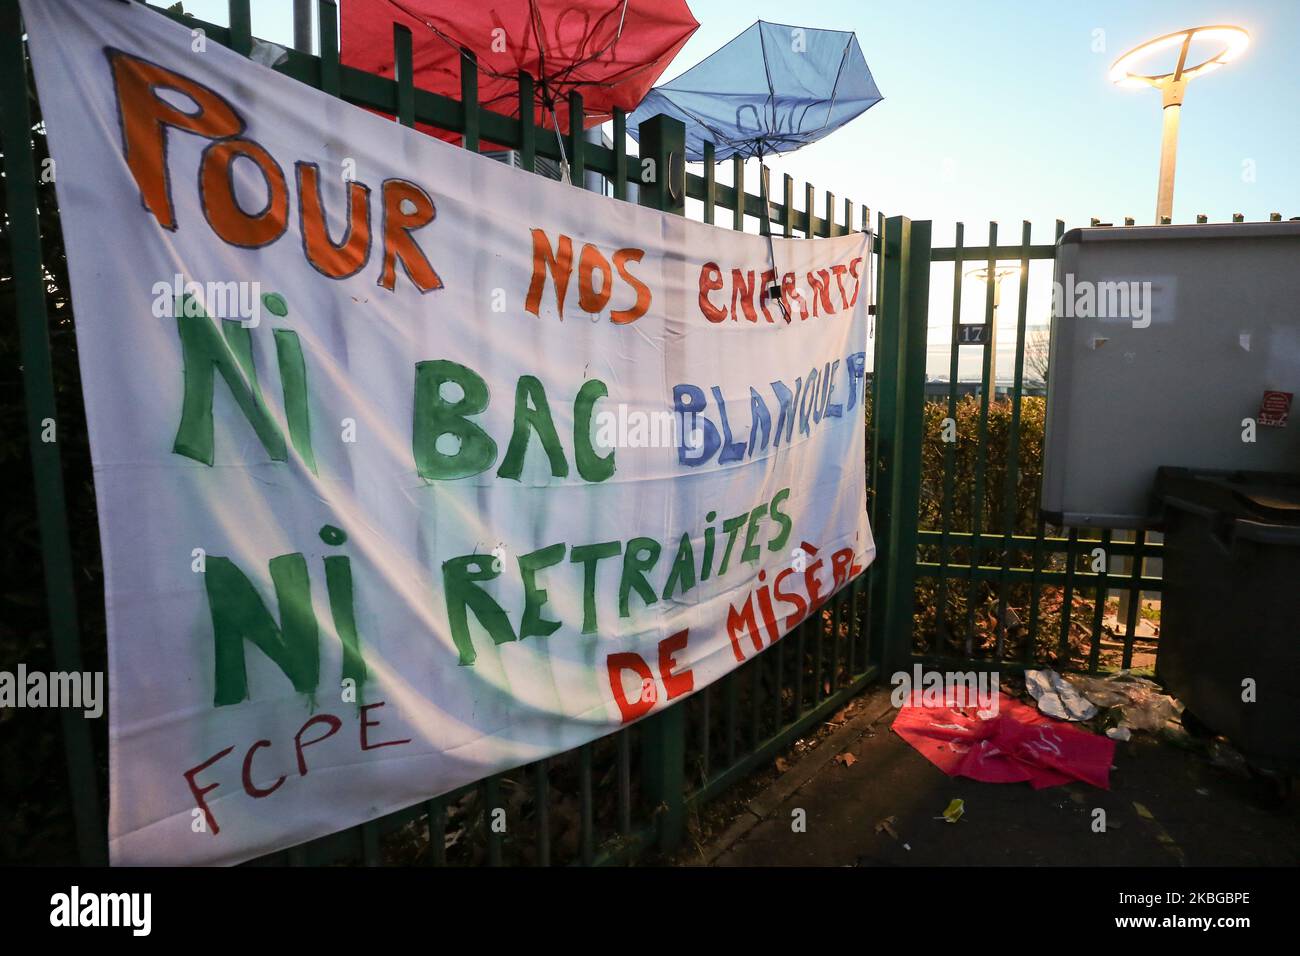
892;691;1116;790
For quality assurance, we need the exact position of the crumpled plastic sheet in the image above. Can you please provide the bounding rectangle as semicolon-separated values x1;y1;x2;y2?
1065;671;1184;733
1025;669;1098;721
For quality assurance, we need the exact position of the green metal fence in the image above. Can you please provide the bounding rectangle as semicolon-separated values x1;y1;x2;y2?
0;0;888;866
903;223;1168;678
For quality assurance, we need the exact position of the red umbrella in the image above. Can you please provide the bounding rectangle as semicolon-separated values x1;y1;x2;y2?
341;0;699;144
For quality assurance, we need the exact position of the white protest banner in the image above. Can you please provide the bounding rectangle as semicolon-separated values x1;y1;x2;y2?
21;0;874;865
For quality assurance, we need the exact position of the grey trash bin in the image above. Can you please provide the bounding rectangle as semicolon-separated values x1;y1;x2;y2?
1152;467;1300;770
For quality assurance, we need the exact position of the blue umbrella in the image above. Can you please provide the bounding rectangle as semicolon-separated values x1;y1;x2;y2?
627;19;882;163
628;20;880;318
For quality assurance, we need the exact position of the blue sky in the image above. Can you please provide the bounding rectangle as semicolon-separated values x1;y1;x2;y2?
685;0;1298;239
172;1;1300;377
184;0;1300;230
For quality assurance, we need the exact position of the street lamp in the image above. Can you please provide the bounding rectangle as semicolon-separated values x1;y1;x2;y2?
958;265;1022;393
1109;25;1250;225
965;265;1021;312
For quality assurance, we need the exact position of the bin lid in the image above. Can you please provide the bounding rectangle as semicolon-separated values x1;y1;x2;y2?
1154;467;1300;527
1232;485;1300;521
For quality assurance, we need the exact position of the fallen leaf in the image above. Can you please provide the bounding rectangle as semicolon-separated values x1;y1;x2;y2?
937;798;965;823
774;757;791;773
834;752;857;767
874;815;899;840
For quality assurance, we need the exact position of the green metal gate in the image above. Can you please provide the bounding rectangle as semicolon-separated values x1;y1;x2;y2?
895;223;1166;677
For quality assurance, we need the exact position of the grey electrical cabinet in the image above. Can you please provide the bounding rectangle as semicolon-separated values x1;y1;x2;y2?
1041;222;1300;527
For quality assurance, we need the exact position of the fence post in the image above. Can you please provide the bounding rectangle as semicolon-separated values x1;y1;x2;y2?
636;114;686;216
634;113;687;853
0;0;106;864
870;217;932;675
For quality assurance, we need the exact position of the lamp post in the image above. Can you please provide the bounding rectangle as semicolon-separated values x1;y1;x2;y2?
1109;25;1249;225
966;265;1020;314
960;265;1021;395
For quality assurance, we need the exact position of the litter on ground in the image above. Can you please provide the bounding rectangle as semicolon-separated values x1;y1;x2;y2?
1025;669;1098;721
892;691;1117;789
1064;670;1184;735
937;798;965;823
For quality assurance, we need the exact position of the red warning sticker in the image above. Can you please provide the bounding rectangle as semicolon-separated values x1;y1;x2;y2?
1259;390;1293;427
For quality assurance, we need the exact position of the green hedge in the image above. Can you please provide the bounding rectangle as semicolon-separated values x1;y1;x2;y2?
910;393;1122;665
